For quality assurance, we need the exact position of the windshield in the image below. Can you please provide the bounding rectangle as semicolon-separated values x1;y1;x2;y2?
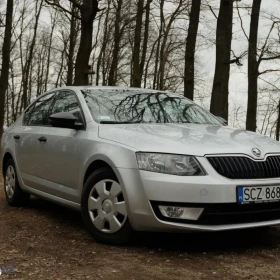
82;89;221;125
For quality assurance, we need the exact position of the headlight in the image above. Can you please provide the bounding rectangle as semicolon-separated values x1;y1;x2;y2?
136;153;205;176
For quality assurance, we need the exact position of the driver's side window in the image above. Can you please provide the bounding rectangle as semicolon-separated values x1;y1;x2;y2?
51;91;83;122
23;92;56;126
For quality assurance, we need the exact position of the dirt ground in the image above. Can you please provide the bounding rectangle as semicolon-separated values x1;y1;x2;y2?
2;174;280;279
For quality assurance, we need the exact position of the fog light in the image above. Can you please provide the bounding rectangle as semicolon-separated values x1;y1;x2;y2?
158;206;204;220
160;206;184;218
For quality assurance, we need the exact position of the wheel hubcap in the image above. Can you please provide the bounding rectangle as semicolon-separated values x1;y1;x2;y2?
88;179;128;233
5;165;16;199
102;199;113;214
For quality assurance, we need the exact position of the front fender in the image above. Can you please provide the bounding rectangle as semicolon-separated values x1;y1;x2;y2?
79;140;138;194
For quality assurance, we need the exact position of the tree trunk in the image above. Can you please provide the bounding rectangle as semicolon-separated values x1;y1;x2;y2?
144;38;157;88
66;5;78;86
73;0;99;86
0;0;13;139
44;12;56;91
184;0;201;100
210;0;233;120
153;0;164;89
96;0;111;85
246;0;262;132
22;0;43;109
140;0;151;86
56;47;66;87
131;0;144;87
158;0;183;90
276;99;280;141
73;17;93;86
108;0;123;86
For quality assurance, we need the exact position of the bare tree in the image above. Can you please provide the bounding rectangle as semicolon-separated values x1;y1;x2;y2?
131;0;152;87
66;4;79;86
44;9;58;91
108;0;123;86
153;0;188;90
21;0;43;109
184;0;201;100
246;0;280;131
210;0;234;120
0;0;13;139
95;0;111;85
246;0;262;132
131;0;144;87
45;0;101;85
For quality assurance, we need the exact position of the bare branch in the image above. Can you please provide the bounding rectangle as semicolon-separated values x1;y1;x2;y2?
260;54;280;62
0;17;4;28
207;5;217;19
259;77;280;91
236;1;249;41
44;0;82;20
258;69;280;75
229;50;247;66
258;20;280;62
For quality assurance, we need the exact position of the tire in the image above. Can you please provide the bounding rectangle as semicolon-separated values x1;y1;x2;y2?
3;158;30;206
81;167;133;245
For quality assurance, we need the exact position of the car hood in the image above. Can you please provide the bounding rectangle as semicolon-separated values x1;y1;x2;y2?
98;123;280;159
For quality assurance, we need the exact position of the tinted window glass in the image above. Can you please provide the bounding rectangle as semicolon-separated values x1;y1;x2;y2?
26;93;55;126
23;105;34;125
51;91;82;122
82;89;221;125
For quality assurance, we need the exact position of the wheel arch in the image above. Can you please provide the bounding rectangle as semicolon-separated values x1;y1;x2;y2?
2;152;14;176
83;159;116;186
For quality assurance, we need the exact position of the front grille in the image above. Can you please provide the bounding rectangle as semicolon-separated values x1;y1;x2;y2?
207;156;280;179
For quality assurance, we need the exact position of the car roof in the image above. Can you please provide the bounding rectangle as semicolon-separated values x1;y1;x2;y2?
55;85;171;94
49;86;193;100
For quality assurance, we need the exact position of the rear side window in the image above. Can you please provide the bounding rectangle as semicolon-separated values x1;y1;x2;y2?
23;92;56;126
51;91;83;122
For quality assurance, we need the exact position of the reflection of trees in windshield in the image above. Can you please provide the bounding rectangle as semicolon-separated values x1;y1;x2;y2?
24;93;55;125
82;89;220;125
114;93;189;123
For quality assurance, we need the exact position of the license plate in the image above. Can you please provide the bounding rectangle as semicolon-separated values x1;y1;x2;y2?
237;186;280;204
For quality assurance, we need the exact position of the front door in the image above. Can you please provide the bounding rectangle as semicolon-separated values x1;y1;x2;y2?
14;92;56;189
36;90;86;203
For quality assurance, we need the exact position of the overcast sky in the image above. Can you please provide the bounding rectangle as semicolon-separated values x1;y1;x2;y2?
197;0;280;128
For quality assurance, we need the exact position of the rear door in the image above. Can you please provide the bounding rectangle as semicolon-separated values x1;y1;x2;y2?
14;92;56;189
35;90;86;203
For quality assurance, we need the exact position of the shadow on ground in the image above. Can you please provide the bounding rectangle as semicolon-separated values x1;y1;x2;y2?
26;196;279;254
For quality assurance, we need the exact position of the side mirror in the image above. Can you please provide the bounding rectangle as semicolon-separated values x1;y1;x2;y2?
216;116;227;125
49;112;84;129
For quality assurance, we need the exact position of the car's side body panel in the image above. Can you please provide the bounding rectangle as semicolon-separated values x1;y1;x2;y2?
14;125;42;189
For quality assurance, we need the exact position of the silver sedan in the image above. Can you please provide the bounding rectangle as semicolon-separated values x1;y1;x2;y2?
2;86;280;244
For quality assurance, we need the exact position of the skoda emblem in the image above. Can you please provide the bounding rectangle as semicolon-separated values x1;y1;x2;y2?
252;147;261;157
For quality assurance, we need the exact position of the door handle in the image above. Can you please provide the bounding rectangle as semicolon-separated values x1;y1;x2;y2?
14;135;20;140
38;136;47;143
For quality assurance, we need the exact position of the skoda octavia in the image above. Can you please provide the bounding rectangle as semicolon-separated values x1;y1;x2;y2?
2;86;280;244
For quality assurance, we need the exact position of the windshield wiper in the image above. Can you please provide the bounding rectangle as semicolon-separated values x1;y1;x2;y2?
99;120;134;124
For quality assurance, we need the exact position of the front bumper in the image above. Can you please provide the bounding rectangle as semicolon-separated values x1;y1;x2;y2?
114;157;280;232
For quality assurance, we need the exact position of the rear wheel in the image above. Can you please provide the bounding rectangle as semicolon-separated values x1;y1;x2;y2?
81;167;133;245
4;158;30;206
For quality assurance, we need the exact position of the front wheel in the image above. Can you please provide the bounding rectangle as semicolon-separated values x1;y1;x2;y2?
4;158;30;206
81;167;133;245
